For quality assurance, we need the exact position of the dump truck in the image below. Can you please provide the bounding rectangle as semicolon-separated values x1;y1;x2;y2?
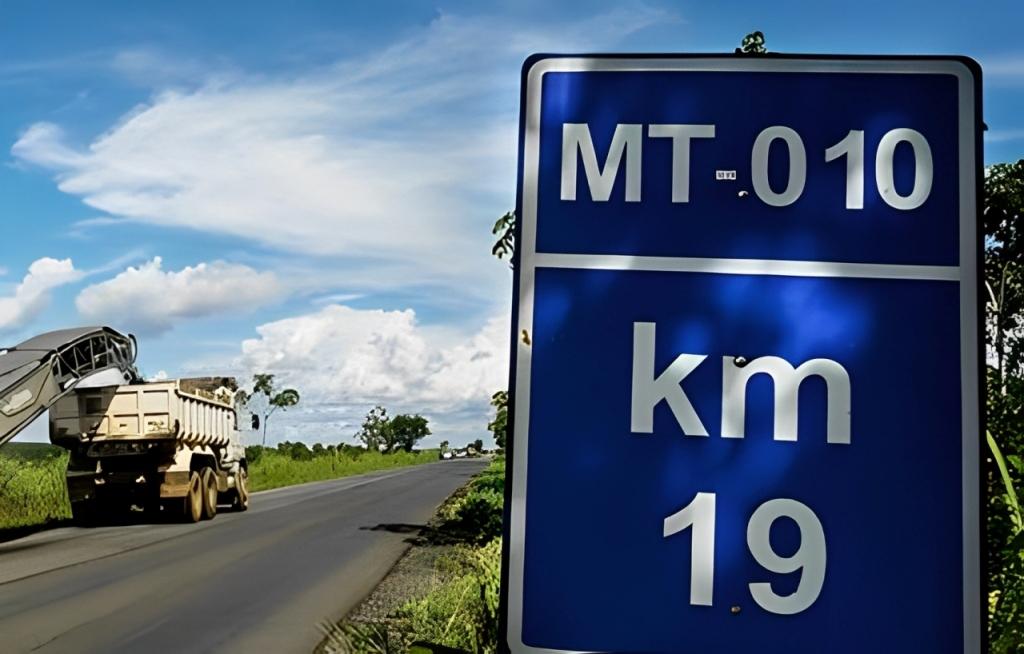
0;326;250;524
49;377;250;524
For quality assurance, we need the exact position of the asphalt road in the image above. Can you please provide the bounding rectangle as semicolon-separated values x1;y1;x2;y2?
0;458;486;653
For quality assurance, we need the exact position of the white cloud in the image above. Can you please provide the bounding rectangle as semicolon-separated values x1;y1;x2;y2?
312;292;365;305
981;55;1024;82
986;128;1024;143
76;256;284;335
228;304;508;446
0;258;82;334
10;9;669;295
6;8;672;442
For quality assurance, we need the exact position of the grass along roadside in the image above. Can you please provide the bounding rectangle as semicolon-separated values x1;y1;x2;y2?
247;449;440;492
0;443;441;533
321;457;505;654
0;444;71;531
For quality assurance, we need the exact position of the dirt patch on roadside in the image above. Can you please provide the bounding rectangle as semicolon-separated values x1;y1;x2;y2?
348;541;461;623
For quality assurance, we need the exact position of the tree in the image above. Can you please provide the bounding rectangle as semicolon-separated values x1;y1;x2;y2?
735;30;767;54
356;406;390;451
489;214;513;449
389;414;431;452
987;161;1024;389
439;439;450;452
488;390;508;449
252;374;300;446
492;211;516;264
472;438;484;453
984;160;1024;649
277;440;312;461
234;389;252;424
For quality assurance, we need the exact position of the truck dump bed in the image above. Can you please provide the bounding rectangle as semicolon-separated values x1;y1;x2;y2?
50;380;236;448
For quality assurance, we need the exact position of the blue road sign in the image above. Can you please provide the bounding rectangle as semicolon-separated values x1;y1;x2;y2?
502;56;982;654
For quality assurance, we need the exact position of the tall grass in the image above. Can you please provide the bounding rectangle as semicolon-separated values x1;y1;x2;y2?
0;444;71;530
246;449;439;492
395;537;502;654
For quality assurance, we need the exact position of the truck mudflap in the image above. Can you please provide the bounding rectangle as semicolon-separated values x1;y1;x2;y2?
0;327;139;448
65;470;99;504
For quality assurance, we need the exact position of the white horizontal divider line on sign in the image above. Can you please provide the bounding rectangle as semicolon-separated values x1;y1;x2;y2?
531;252;962;281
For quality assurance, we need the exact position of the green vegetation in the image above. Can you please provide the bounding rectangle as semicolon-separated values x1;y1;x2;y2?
985;159;1024;650
486;392;507;451
0;443;71;530
434;459;504;545
248;447;439;492
396;537;501;654
735;30;767;54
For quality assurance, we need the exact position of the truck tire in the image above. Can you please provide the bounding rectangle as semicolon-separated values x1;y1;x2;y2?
183;470;203;523
200;467;218;520
231;468;250;512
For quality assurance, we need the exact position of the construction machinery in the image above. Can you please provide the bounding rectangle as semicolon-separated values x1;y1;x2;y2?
0;326;249;523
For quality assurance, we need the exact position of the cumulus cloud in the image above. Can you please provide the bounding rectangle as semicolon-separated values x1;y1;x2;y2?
6;9;671;441
76;256;283;335
10;10;669;294
230;304;508;445
0;258;82;333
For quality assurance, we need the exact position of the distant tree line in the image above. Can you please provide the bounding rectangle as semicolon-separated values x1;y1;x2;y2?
243;405;433;463
245;441;390;464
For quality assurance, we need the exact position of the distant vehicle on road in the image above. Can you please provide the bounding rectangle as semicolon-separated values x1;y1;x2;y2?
441;451;453;460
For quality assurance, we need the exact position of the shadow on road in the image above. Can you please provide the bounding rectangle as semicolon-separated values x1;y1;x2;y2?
0;519;74;545
0;505;200;544
360;521;486;546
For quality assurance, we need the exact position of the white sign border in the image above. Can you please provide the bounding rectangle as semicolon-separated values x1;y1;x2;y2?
506;56;980;654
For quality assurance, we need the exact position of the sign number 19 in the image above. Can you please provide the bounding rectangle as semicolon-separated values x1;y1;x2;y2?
664;493;827;615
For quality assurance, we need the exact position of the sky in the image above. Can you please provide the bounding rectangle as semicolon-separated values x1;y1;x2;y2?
1;0;1021;447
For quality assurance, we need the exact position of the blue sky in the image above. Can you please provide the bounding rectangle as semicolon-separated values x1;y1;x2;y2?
1;0;1021;446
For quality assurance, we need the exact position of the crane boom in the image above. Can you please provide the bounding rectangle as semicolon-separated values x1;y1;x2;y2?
0;326;139;448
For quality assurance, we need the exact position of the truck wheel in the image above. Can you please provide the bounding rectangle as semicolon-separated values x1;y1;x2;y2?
183;471;203;523
200;467;218;520
231;468;250;512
